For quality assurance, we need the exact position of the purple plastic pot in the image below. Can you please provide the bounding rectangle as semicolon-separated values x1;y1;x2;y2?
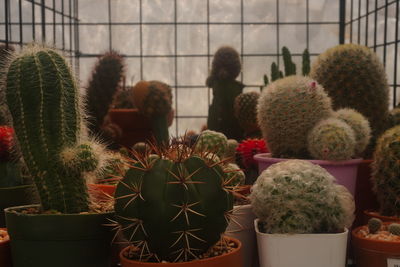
254;153;362;196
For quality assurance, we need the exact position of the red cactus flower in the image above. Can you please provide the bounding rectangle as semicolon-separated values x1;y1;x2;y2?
0;126;14;161
236;139;268;169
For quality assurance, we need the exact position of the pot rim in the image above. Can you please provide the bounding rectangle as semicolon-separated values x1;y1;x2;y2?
253;153;363;166
4;204;114;217
254;218;349;237
0;184;34;191
119;236;242;265
363;210;400;222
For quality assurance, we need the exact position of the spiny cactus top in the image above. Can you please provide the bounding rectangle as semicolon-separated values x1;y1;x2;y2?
372;125;400;217
195;130;228;158
250;160;355;234
3;45;104;213
310;44;389;156
114;142;234;262
257;76;333;158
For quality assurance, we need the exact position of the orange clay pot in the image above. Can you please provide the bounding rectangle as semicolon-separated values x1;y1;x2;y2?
0;228;12;267
363;210;400;223
352;223;400;267
119;236;242;267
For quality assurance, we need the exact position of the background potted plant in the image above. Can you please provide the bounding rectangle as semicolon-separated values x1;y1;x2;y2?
113;141;242;267
255;75;371;196
0;228;11;267
250;159;355;267
2;45;114;267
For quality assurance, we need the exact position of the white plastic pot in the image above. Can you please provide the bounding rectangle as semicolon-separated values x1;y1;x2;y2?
226;204;258;267
254;219;348;267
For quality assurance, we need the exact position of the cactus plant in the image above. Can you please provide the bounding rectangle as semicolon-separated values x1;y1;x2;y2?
225;139;238;160
388;223;400;235
371;125;400;217
236;138;268;170
206;46;244;140
114;143;233;262
234;91;261;137
257;76;333;158
3;45;105;213
367;218;382;234
195;130;228;158
263;47;310;87
250;160;354;234
310;44;389;156
388;107;400;128
334;108;371;156
131;80;173;144
86;51;125;137
224;163;245;187
307;118;356;161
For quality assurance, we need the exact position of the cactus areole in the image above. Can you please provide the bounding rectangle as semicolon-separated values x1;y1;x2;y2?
114;145;234;263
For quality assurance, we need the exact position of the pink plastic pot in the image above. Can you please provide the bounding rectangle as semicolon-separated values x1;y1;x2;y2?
254;153;362;196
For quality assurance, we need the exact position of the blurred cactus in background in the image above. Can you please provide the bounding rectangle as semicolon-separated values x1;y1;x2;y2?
234;91;261;138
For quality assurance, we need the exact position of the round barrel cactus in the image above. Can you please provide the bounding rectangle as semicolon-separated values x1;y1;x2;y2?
114;144;233;262
195;130;228;158
257;76;333;158
250;160;354;234
372;125;400;217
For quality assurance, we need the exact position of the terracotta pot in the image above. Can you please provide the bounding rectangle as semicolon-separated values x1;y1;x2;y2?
363;210;400;223
108;109;153;148
119;236;242;267
0;228;12;267
352;223;400;267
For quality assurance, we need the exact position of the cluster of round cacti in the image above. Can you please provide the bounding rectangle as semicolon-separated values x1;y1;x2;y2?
250;160;354;234
236;139;268;169
367;218;400;236
310;44;389;156
114;142;233;262
258;75;371;160
234;92;260;136
371;125;400;217
0;126;13;161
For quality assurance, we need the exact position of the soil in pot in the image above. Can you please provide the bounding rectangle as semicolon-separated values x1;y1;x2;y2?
119;236;243;267
5;204;114;267
352;223;400;267
0;228;12;267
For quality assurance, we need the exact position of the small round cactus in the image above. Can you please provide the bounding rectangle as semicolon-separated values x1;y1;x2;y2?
334;108;371;156
195;130;228;158
367;218;382;234
224;163;245;187
388;223;400;236
234;92;260;135
257;76;333;158
225;139;238;159
250;160;354;234
307;118;356;160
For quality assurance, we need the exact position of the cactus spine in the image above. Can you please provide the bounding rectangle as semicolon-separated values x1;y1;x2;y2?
4;46;102;213
114;143;233;262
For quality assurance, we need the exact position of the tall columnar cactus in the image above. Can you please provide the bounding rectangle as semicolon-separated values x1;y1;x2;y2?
334;108;371;156
114;143;233;262
250;160;355;234
206;46;244;140
310;44;389;156
371;125;400;217
131;80;173;144
263;47;310;87
257;76;333;158
3;46;103;213
307;118;356;161
195;130;228;158
234;91;261;137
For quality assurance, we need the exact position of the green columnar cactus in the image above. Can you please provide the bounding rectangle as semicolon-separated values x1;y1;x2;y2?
302;48;310;76
257;76;333;158
334;108;371;156
195;130;228;158
371;125;400;217
131;80;173;144
389;223;400;235
206;46;244;140
4;46;103;213
250;160;354;234
282;46;296;76
114;144;233;262
86;51;125;136
307;118;356;161
367;218;382;234
234;92;261;137
310;44;389;156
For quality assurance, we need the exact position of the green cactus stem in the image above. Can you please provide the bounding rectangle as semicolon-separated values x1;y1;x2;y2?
367;218;382;234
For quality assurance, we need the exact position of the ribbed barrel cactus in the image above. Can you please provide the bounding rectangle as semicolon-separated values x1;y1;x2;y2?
371;125;400;217
3;45;104;213
250;160;355;234
114;143;233;262
310;44;389;156
206;46;244;140
257;76;333;158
